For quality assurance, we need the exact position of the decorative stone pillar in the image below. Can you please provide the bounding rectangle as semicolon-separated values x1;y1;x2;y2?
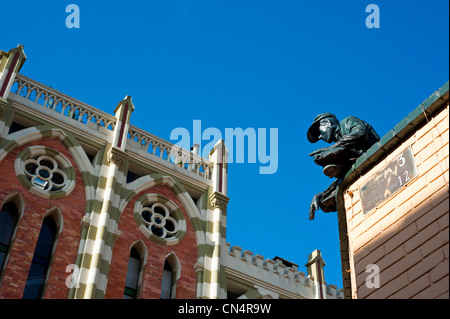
201;140;229;299
203;191;229;299
112;95;134;150
193;260;205;299
209;139;228;195
75;96;133;299
0;45;26;122
0;44;27;101
305;249;327;299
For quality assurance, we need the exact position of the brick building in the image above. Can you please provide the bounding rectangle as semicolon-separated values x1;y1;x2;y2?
0;45;343;299
337;80;449;298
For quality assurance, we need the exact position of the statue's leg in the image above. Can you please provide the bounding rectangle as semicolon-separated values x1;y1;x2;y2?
318;179;339;212
317;177;345;213
314;147;362;178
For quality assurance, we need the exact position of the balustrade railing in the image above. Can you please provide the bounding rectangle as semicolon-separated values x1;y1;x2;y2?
11;74;116;131
127;125;214;179
10;73;213;180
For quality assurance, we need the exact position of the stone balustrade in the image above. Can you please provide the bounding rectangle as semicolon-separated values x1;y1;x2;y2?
127;124;214;179
10;73;213;180
11;74;117;132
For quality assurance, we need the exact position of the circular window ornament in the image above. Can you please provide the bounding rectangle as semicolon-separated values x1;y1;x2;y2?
15;146;76;199
134;194;186;246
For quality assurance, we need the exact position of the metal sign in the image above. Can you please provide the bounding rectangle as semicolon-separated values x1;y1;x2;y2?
360;147;418;214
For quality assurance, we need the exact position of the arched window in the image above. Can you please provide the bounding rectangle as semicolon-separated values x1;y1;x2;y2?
160;260;174;299
160;253;180;299
123;247;141;299
0;202;19;274
22;215;57;299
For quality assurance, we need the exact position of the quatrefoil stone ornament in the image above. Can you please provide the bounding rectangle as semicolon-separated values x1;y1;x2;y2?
140;203;179;239
134;194;186;246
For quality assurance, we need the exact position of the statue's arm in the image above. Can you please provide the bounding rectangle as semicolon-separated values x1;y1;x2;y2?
332;118;369;149
309;193;323;220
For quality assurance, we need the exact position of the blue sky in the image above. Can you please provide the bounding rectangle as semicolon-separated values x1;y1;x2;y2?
1;1;448;288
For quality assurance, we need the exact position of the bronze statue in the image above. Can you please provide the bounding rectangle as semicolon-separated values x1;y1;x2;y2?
307;113;380;220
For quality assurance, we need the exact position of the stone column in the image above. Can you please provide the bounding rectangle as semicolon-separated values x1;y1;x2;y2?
202;140;229;299
75;96;134;298
0;44;26;124
0;44;26;101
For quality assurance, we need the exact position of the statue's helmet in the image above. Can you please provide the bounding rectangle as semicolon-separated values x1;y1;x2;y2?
307;113;337;143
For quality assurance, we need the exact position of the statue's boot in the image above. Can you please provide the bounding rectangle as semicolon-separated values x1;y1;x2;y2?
323;164;345;178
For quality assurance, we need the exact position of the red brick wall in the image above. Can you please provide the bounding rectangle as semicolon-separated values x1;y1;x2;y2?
0;138;86;299
0;138;199;299
105;184;198;299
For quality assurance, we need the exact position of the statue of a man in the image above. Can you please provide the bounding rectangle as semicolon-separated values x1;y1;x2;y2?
307;113;380;220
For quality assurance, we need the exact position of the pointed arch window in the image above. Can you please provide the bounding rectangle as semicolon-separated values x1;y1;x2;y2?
160;260;174;299
123;247;141;299
22;215;57;299
0;202;19;274
160;253;180;299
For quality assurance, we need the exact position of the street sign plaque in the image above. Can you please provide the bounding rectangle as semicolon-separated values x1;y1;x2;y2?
360;147;417;214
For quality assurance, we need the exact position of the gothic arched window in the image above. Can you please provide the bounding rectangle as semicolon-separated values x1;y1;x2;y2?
123;247;141;299
160;260;174;299
0;202;19;275
22;215;58;299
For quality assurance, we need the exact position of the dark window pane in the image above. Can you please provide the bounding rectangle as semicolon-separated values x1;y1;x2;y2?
0;203;19;272
0;203;18;245
51;173;64;185
27;262;47;278
123;247;141;299
141;210;152;223
0;251;6;271
124;257;140;289
165;221;175;232
22;274;45;299
25;163;38;175
37;169;50;179
8;122;27;134
33;219;56;260
161;260;173;299
23;216;57;299
39;160;54;170
123;287;137;298
130;247;140;260
151;226;163;237
154;206;165;215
